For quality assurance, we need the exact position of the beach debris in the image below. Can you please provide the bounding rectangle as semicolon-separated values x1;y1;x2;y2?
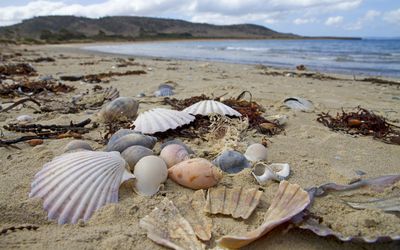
0;63;37;76
183;100;242;117
296;64;306;71
0;97;41;113
317;107;400;145
59;75;84;81
63;140;93;153
168;158;223;190
343;196;400;212
283;97;314;112
16;114;33;124
31;57;55;63
133;155;168;196
83;70;146;83
212;150;251;173
160;139;194;154
360;77;400;86
121;145;154;171
29;151;134;224
133;108;195;134
105;132;157;152
0;225;39;236
217;181;310;248
205;186;263;220
140;198;205;250
99;97;139;123
252;163;291;185
25;139;44;147
160;144;190;168
154;84;175;97
265;114;288;126
244;143;268;162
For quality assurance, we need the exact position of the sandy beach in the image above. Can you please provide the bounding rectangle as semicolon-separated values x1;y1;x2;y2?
1;43;400;250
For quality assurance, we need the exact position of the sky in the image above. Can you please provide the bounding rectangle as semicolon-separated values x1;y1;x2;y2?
0;0;399;37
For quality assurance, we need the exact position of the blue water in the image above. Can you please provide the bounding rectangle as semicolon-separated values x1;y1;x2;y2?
84;39;400;77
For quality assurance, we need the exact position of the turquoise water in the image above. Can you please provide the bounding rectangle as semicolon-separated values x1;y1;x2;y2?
85;39;400;77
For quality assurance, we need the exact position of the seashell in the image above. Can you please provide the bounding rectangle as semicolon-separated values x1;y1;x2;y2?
183;100;241;117
265;114;288;126
16;114;33;123
133;108;195;134
160;139;194;154
140;198;205;249
105;133;157;152
252;163;291;185
26;139;43;147
159;144;190;168
244;143;268;162
133;156;168;196
107;129;137;146
205;186;263;219
212;150;251;173
121;145;154;171
29;151;134;224
343;196;400;212
63;140;93;153
154;85;174;97
102;86;119;101
283;97;314;112
168;158;223;190
217;180;310;248
99;97;139;122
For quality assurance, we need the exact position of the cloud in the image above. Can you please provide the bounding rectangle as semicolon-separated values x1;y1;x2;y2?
345;10;380;30
293;18;317;25
325;16;343;26
383;8;400;25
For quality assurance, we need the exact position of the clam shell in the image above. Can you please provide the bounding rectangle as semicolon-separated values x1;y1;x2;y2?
168;158;223;190
133;108;195;134
133;156;168;196
99;97;139;122
121;145;154;171
217;181;310;248
212;150;251;173
244;143;268;162
160;139;194;154
252;163;290;185
63;140;93;153
29;151;134;224
16;115;33;123
205;186;263;219
105;133;157;152
283;97;313;112
107;129;137;146
140;198;205;250
154;86;174;97
160;144;190;168
183;100;241;117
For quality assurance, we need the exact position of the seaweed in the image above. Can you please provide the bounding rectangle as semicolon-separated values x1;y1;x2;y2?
0;63;37;76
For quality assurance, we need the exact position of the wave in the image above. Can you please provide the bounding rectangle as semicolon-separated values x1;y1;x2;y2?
225;46;270;52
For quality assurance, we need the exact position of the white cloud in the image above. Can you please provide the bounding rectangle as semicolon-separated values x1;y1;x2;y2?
345;10;380;30
325;16;343;26
293;18;317;25
383;8;400;25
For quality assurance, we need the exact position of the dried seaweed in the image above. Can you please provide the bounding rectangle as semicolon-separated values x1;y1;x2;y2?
31;57;55;63
1;97;41;112
163;94;210;110
0;63;37;76
0;79;75;98
360;77;400;86
83;70;147;83
317;107;400;145
0;225;39;235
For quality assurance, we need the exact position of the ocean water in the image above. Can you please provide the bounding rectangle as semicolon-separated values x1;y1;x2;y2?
84;39;400;77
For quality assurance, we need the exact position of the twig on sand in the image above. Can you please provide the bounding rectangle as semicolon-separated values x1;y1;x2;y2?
0;225;39;235
1;97;41;112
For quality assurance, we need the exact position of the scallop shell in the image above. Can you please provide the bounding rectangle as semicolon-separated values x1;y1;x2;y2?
217;181;310;248
160;144;190;168
121;145;154;171
29;151;134;224
183;100;241;117
140;198;205;250
105;133;157;152
99;97;139;122
63;140;93;153
283;97;314;112
244;143;268;162
168;158;223;190
252;163;290;185
205;186;263;219
212;150;251;173
133;156;168;196
133;108;195;134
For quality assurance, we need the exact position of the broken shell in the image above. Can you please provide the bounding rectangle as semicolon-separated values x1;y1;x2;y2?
343;196;400;212
244;143;268;162
160;144;190;168
252;163;290;185
29;151;134;224
133;156;168;196
133;108;195;134
168;158;223;190
265;114;288;126
105;133;157;152
121;145;154;171
183;100;241;117
283;97;314;112
16;114;33;123
99;97;139;122
217;180;310;248
205;186;263;219
63;140;93;153
212;150;251;173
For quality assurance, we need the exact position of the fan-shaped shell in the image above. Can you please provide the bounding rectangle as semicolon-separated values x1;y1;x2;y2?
63;140;93;153
159;144;190;168
212;150;251;173
183;100;241;117
134;156;168;196
99;97;139;122
133;108;195;134
105;133;157;152
121;145;154;171
283;97;313;112
244;143;268;162
29;151;134;224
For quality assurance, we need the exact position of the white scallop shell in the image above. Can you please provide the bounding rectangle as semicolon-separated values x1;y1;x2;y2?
183;100;241;117
29;151;134;224
133;108;195;134
133;156;168;196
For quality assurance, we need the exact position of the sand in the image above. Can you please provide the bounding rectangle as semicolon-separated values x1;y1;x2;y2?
0;43;399;249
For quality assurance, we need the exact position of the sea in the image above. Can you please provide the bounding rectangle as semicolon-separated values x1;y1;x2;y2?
84;39;400;78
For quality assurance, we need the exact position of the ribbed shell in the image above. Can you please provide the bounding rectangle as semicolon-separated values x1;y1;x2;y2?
183;100;241;117
29;151;134;224
133;108;195;134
